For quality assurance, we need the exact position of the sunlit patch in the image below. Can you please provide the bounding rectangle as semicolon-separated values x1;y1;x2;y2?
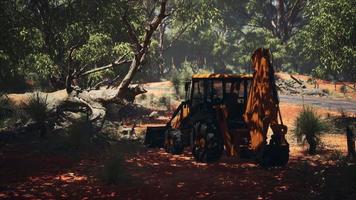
55;172;87;183
274;185;289;192
191;161;208;167
176;182;185;188
0;193;9;198
196;191;210;198
240;163;257;168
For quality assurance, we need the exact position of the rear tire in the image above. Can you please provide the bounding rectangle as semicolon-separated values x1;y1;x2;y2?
192;121;223;163
165;129;184;154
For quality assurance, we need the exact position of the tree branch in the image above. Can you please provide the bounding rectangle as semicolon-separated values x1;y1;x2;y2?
163;20;195;51
121;11;142;51
79;59;130;77
113;0;168;92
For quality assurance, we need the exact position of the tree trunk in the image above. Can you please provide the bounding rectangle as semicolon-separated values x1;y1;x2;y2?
346;125;355;158
158;21;166;75
277;0;288;42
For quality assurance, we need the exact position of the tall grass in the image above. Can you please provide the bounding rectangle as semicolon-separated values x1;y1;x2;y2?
23;92;50;136
294;106;328;154
23;93;49;122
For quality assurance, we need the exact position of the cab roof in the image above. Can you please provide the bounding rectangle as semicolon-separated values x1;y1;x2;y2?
191;73;253;79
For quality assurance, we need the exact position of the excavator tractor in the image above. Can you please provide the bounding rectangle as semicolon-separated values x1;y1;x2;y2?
144;48;289;166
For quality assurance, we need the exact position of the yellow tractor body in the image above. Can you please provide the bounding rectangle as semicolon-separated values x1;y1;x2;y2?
145;48;289;166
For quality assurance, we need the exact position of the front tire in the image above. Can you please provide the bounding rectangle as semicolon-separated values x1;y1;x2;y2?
165;129;184;154
192;121;223;163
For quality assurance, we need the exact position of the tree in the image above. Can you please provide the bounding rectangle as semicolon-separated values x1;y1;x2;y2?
247;0;307;43
5;0;170;128
301;0;356;81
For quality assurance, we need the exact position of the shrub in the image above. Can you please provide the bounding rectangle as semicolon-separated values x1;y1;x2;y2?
23;92;49;123
0;94;10;119
103;153;129;185
67;118;94;150
340;85;347;94
158;96;170;109
170;60;195;97
23;92;50;136
293;106;327;154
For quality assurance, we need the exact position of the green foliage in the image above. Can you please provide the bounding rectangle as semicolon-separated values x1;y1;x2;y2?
23;93;49;124
170;60;195;96
301;0;356;81
0;0;354;91
293;106;328;154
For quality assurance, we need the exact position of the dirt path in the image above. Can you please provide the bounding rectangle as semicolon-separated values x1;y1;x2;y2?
143;81;356;113
280;95;356;113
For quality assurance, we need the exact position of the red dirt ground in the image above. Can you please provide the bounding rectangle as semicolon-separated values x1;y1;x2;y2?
1;74;355;199
0;138;352;200
0;102;352;200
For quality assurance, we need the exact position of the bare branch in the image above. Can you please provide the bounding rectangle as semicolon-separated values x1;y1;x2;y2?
80;59;130;77
121;11;142;51
163;20;195;51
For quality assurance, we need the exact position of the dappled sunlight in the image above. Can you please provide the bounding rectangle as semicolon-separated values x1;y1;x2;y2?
56;172;88;183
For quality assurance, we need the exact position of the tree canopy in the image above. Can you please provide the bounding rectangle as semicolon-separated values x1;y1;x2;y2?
0;0;354;93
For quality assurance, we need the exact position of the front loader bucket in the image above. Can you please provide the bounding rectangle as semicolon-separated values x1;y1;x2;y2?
144;126;167;148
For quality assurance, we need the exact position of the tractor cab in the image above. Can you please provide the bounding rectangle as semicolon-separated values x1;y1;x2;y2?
186;74;253;127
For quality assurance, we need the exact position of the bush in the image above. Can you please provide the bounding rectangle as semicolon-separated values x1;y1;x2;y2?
340;85;348;94
103;153;129;185
67;118;94;150
293;106;327;154
158;96;170;109
170;60;195;97
23;92;50;136
23;92;49;123
0;94;10;119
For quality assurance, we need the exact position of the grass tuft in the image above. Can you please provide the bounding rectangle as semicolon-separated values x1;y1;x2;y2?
293;106;328;154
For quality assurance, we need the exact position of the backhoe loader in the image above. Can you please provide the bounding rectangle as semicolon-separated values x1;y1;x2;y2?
144;48;289;166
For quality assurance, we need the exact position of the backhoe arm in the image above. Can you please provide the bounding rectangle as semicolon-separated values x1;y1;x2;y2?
243;48;286;151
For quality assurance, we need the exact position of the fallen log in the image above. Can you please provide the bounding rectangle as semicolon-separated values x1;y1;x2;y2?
290;75;303;85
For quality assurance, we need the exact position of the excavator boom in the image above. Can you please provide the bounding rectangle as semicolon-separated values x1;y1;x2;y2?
244;48;289;166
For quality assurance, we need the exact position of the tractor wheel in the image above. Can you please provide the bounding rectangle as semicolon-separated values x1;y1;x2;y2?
192;121;223;163
164;129;184;154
